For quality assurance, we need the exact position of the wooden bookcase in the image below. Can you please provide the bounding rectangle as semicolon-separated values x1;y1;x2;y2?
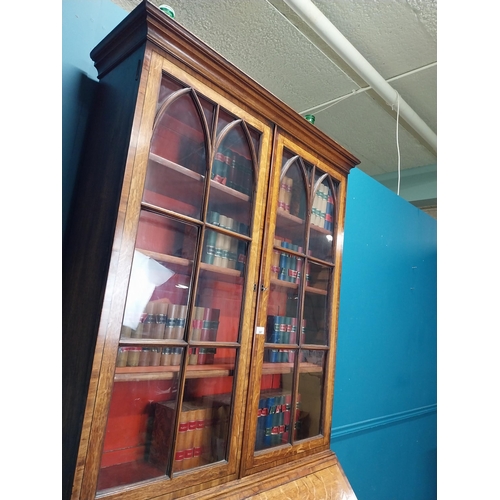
62;2;359;499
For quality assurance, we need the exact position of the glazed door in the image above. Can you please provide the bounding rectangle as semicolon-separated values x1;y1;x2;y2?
78;51;271;499
241;129;347;475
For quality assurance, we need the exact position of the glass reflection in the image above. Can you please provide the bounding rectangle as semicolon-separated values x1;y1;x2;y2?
296;349;326;440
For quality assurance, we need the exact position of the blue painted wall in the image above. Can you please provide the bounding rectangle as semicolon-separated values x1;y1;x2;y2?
62;0;127;236
63;2;437;498
332;168;437;499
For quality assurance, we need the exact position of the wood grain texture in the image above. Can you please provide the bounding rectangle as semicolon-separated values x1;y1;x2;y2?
179;451;356;500
65;3;359;499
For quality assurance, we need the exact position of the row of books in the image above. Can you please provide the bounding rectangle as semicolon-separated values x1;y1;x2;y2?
278;176;293;213
116;346;219;368
202;229;246;272
271;238;310;285
150;397;231;472
311;183;335;231
190;306;220;341
121;304;221;342
255;390;301;450
211;148;253;196
266;315;307;344
265;349;296;363
277;175;307;219
206;210;249;236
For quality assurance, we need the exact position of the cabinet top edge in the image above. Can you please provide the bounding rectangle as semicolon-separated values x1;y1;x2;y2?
90;0;360;172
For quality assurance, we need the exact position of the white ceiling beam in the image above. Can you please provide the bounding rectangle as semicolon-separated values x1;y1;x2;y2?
283;0;437;153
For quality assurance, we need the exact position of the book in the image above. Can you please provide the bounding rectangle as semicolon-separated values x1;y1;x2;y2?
202;229;217;265
200;308;220;341
190;306;205;341
172;304;188;339
150;301;169;339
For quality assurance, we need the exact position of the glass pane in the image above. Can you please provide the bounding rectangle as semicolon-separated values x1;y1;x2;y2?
200;229;247;275
308;177;335;262
277;160;307;251
248;125;261;163
210;112;256;236
255;370;294;451
97;368;182;491
302;263;331;346
157;73;184;111
196;232;247;343
265;283;299;345
96;214;200;491
296;350;326;440
120;212;198;340
272;240;304;287
144;89;209;219
171;348;238;472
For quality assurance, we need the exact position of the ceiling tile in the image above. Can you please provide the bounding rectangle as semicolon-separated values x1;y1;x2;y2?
314;0;437;77
145;0;359;111
315;92;436;175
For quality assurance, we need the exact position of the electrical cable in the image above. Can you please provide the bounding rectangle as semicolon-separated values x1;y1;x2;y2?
395;92;401;196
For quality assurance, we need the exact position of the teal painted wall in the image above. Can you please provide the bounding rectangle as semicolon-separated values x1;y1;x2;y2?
62;2;437;498
62;0;127;236
332;168;437;499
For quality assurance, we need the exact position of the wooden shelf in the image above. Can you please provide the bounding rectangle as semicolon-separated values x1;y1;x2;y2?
305;285;328;296
137;248;243;283
270;278;298;291
139;249;191;269
114;363;235;382
276;209;332;237
148;153;251;213
269;278;327;296
262;362;323;375
149;153;204;182
210;179;250;203
119;338;188;346
200;262;243;283
310;223;331;236
276;208;304;226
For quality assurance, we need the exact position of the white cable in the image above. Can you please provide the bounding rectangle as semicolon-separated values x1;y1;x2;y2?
395;92;401;196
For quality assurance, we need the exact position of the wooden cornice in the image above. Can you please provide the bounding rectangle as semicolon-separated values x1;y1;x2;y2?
90;0;359;175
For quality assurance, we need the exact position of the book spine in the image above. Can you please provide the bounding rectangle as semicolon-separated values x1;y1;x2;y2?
290;317;298;344
278;177;287;211
203;229;217;265
141;302;155;339
264;396;275;448
283;393;292;444
192;407;206;468
287;251;297;283
150;301;168;339
173;409;190;472
191;306;204;341
182;408;198;471
209;309;220;341
255;397;267;450
172;304;187;339
213;231;226;267
320;184;328;229
200;307;212;341
325;186;334;231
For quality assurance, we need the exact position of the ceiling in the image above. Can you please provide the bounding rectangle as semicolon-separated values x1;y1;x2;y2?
111;0;437;218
